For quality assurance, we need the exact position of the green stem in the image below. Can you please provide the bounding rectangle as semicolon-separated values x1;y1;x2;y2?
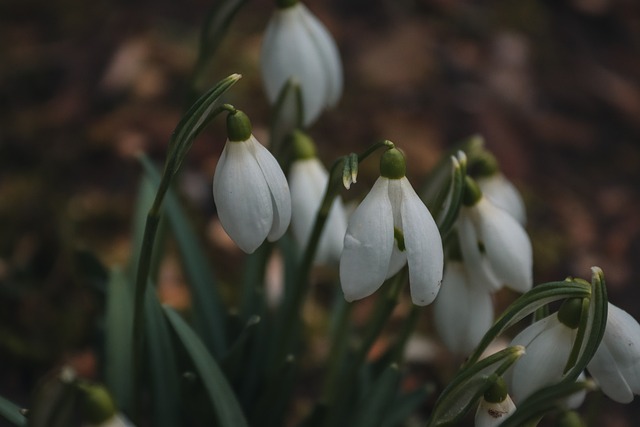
269;141;394;370
323;269;407;427
320;298;353;402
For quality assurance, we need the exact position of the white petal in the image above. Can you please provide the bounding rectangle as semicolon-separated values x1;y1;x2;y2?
385;179;407;278
589;303;640;400
249;136;291;242
509;316;574;402
475;395;516;427
297;4;343;107
588;342;633;403
289;158;347;264
399;177;443;305
213;141;272;253
261;5;328;125
340;178;394;302
473;198;532;293
457;210;502;292
433;261;493;356
477;173;526;225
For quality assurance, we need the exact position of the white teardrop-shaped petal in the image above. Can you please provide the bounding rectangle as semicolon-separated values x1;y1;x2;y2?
457;210;502;292
399;177;444;305
213;140;272;253
587;303;640;401
250;136;291;241
296;4;343;107
509;315;574;402
475;395;516;427
433;261;493;356
261;5;328;125
477;173;526;225
602;304;640;391
588;342;633;403
289;158;346;264
340;178;394;302
473;198;532;293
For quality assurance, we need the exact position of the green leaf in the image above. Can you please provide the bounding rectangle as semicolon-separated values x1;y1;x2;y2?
350;364;401;427
144;287;181;427
104;268;134;414
166;73;241;179
500;380;596;427
436;155;465;237
163;306;249;427
139;154;227;356
191;0;252;93
0;395;26;426
380;386;433;427
428;346;524;427
465;280;592;367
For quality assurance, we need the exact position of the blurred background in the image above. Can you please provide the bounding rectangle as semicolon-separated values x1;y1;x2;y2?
1;0;640;425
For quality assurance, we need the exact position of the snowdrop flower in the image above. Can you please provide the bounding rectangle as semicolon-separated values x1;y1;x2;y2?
477;172;526;226
467;147;526;225
340;148;443;305
506;298;581;403
475;377;516;427
288;131;347;264
261;0;343;126
213;110;291;253
433;258;493;356
587;303;640;403
457;177;532;293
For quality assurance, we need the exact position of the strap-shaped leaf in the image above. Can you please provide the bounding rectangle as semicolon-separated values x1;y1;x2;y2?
166;73;241;179
465;280;592;367
0;395;26;426
350;364;401;427
104;268;134;414
428;346;524;427
139;155;227;356
144;287;181;427
163;306;248;427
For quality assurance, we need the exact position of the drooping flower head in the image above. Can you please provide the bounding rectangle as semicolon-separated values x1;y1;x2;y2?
340;147;443;305
456;176;532;293
507;298;640;405
288;130;347;265
475;377;516;427
261;0;343;126
433;250;494;356
213;110;291;253
468;148;526;225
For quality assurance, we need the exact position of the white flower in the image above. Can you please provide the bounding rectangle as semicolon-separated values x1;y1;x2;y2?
477;173;526;225
213;122;291;254
433;260;494;356
475;394;516;427
587;303;640;403
289;157;348;264
261;2;343;126
506;313;576;403
457;192;532;293
340;148;443;305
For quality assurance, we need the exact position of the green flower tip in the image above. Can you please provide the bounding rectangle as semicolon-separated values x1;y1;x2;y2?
484;377;508;404
79;384;117;424
468;151;499;178
275;0;299;9
289;130;317;160
226;110;252;142
558;298;584;330
380;147;406;179
462;176;482;206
